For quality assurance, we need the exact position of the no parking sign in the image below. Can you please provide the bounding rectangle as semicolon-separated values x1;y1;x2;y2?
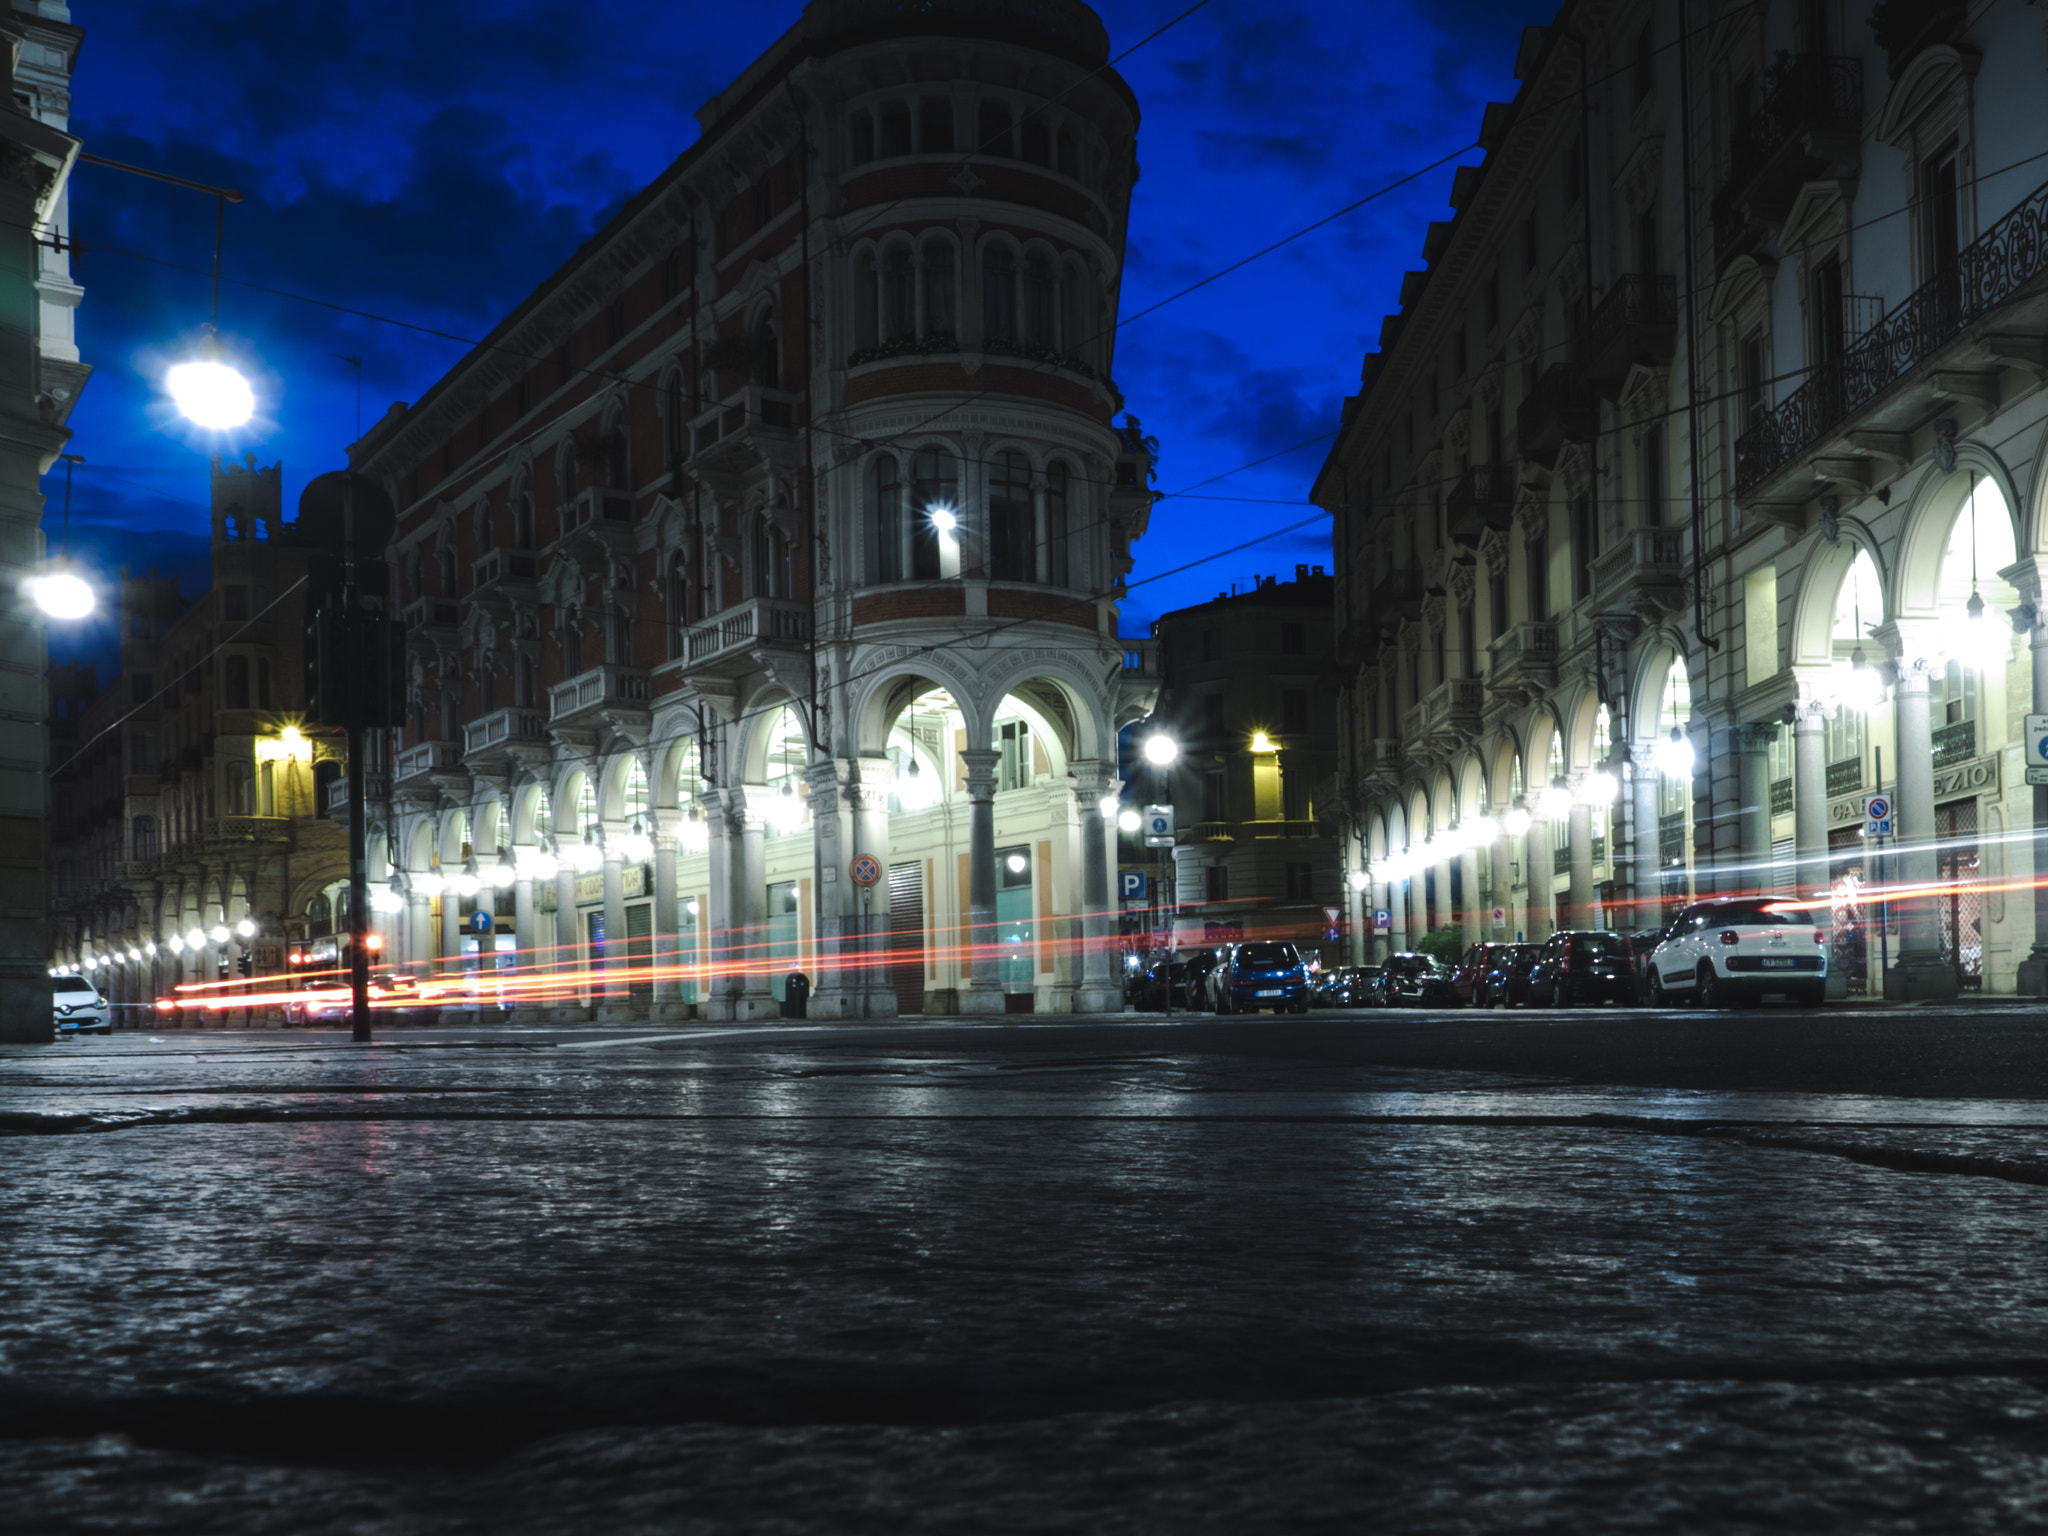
1864;793;1893;839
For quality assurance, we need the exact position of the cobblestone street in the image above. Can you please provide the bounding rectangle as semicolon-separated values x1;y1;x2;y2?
6;1006;2048;1530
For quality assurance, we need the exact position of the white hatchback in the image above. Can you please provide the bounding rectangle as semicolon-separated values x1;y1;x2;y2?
53;974;111;1034
1645;898;1828;1009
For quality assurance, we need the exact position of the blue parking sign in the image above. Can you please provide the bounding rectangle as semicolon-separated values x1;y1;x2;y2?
1120;870;1147;900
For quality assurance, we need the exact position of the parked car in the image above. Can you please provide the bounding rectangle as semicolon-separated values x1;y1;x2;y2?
1207;941;1312;1014
284;970;429;1024
1526;930;1638;1007
1477;944;1546;1008
1367;952;1457;1008
1130;950;1220;1012
1313;965;1380;1007
1450;943;1524;1006
1644;898;1828;1008
53;974;110;1035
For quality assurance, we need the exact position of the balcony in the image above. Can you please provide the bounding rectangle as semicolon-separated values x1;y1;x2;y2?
326;773;391;816
202;816;293;849
1445;464;1516;544
401;597;460;648
1487;620;1558;697
1516;363;1598;468
1405;677;1483;754
1188;820;1236;842
463;707;549;759
395;740;462;785
1827;757;1864;797
1720;55;1863;237
682;385;802;499
1368;566;1425;625
549;664;651;727
673;596;813;682
471;548;539;605
1590;526;1687;611
556;486;637;560
1580;275;1677;391
1121;637;1160;677
1736;173;2048;503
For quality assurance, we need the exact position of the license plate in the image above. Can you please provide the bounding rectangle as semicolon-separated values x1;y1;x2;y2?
1761;957;1793;968
1256;989;1282;997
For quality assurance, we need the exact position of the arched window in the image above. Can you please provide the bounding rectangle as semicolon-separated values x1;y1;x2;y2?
224;655;250;710
873;455;903;584
977;99;1012;158
604;428;629;490
749;517;771;599
1022;257;1053;348
475;499;493;552
852;251;878;352
882;248;913;342
532;789;554;845
879;100;912;158
131;816;157;860
438;546;457;595
315;758;341;807
575;776;598;838
911;449;955;582
982;246;1015;343
308;892;332;938
225;760;253;816
755;316;781;389
988;452;1033;582
1047;461;1071;587
513;485;535;548
849;110;875;165
697;525;721;617
766;526;793;599
923;238;956;339
515;651;537;708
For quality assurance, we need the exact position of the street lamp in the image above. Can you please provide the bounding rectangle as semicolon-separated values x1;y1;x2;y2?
29;453;94;620
1142;733;1178;768
167;347;256;430
1652;727;1696;780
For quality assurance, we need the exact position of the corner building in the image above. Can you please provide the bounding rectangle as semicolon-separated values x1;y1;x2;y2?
349;0;1155;1021
1317;0;2048;998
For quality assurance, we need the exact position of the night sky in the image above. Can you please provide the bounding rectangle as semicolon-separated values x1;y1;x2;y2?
44;0;1546;676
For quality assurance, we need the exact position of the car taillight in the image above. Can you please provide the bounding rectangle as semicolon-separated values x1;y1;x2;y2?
1719;930;1739;946
1814;931;1827;945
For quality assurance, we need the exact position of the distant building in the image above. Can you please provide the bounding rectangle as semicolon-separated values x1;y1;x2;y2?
47;459;348;1018
1129;565;1341;964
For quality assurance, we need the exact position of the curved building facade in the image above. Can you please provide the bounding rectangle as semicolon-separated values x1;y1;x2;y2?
343;0;1155;1021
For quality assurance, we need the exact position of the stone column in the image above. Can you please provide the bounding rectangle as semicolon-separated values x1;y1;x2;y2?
513;874;535;983
599;828;628;1013
441;881;463;972
554;863;581;1008
1032;475;1050;584
1526;815;1556;941
1388;870;1408;953
2008;560;2048;995
1730;722;1775;901
704;795;736;1019
726;785;777;1021
649;809;681;1016
1070;760;1117;1013
960;746;1004;1014
1791;702;1830;900
1566;800;1593;932
850;759;898;1017
1628;747;1661;931
1888;656;1958;999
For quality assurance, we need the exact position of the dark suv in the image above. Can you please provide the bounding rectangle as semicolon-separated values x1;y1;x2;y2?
1368;952;1457;1008
1208;941;1311;1014
1526;930;1637;1007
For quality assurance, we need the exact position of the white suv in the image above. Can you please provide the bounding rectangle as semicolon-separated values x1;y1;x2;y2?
1645;898;1828;1009
53;974;111;1034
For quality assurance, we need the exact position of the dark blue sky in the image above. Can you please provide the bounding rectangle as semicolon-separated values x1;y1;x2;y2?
45;0;1548;672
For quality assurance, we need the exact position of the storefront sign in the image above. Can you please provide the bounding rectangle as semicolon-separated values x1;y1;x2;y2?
1828;755;2001;828
574;864;648;906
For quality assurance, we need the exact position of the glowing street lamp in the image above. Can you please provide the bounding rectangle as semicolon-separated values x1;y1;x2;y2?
167;349;256;430
1142;733;1178;768
30;452;94;620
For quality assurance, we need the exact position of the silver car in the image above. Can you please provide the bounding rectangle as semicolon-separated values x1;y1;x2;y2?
53;974;111;1034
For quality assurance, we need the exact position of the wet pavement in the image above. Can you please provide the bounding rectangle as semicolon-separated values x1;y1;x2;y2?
7;1003;2048;1531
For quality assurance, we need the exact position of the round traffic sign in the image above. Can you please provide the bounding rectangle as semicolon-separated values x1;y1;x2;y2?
1866;796;1890;820
850;854;882;887
471;909;493;932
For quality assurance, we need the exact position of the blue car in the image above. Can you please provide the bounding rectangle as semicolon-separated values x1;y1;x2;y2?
1206;941;1312;1015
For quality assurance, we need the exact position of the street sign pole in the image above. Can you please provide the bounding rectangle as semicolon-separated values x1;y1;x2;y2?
1873;747;1889;991
342;476;372;1045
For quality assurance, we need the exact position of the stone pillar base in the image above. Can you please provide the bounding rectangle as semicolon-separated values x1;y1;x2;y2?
731;990;781;1022
1884;960;1959;1002
2017;955;2048;996
1070;983;1119;1015
805;985;862;1019
861;987;899;1019
960;984;1007;1016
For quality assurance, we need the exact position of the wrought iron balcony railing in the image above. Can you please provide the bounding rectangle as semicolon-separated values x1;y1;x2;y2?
1932;719;1976;769
1826;757;1864;797
1736;173;2048;499
1724;54;1863;212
